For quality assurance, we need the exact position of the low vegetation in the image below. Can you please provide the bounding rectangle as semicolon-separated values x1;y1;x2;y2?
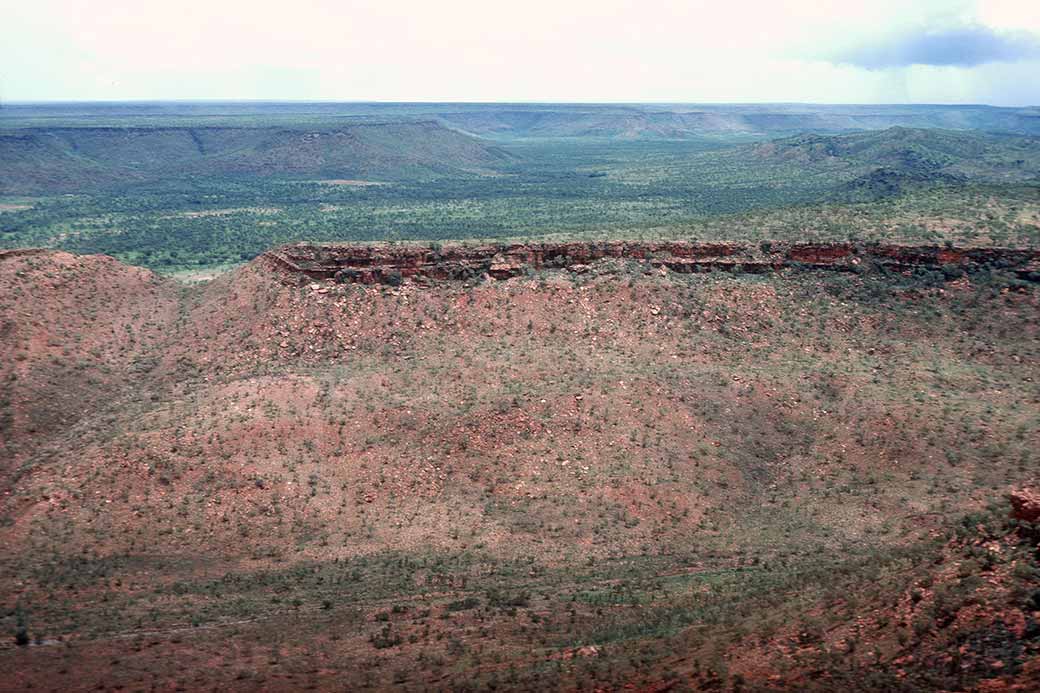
1;246;1037;689
1;102;1037;690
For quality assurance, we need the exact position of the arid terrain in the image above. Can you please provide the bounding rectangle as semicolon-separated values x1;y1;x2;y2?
2;241;1038;690
1;98;1039;691
6;0;1040;676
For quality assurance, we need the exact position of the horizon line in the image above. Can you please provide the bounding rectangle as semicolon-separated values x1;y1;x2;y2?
2;99;1037;109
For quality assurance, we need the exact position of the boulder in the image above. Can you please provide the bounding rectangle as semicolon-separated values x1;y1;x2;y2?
1008;488;1040;523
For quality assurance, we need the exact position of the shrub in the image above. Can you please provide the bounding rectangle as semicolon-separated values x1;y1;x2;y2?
13;606;28;647
447;597;481;612
370;624;402;649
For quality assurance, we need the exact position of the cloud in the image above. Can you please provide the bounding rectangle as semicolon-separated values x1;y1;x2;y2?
1;0;1037;104
832;24;1040;69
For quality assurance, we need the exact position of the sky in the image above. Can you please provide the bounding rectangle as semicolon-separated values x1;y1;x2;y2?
2;0;1039;105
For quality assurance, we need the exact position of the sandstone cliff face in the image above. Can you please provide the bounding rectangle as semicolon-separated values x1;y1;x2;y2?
261;241;1040;285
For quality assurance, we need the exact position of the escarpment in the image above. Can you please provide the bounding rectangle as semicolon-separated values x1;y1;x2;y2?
260;240;1040;285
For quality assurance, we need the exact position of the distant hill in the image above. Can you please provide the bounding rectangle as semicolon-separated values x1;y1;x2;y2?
754;127;988;165
5;102;1040;140
433;104;1040;140
747;127;1040;196
0;120;513;193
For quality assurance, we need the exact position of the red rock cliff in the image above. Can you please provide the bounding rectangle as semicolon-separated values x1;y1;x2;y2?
259;241;1040;285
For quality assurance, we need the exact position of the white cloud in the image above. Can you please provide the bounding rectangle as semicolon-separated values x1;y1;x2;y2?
978;0;1040;32
1;0;1037;104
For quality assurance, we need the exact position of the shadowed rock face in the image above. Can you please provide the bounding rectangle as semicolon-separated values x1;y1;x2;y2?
261;241;1040;285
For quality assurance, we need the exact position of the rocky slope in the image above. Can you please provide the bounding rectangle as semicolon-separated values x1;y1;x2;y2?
0;249;180;467
0;245;1037;690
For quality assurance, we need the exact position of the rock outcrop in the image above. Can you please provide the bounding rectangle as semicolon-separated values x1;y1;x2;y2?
1009;488;1040;523
260;241;1040;285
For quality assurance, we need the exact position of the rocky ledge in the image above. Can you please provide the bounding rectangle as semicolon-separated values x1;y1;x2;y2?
259;241;1040;285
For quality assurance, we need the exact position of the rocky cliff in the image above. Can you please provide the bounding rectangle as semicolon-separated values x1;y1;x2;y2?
261;240;1040;285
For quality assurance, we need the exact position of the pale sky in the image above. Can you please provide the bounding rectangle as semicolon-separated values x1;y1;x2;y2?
2;0;1039;105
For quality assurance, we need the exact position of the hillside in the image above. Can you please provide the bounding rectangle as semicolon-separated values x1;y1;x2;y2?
0;249;180;466
755;127;1039;174
0;121;513;194
1;244;1038;690
741;127;1040;198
